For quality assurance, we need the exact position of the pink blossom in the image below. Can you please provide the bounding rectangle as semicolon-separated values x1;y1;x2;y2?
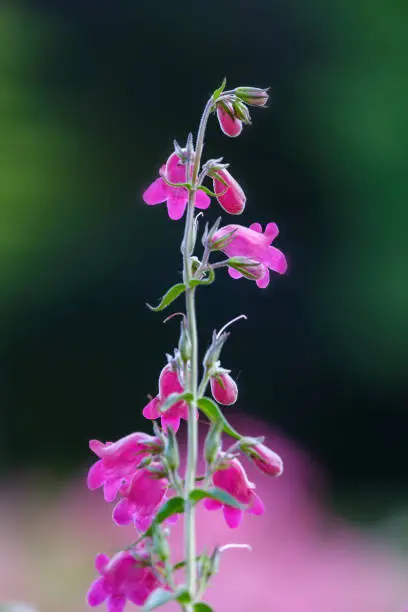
212;168;246;215
210;372;238;406
216;101;243;137
87;548;161;611
142;152;210;220
204;458;264;528
246;442;284;477
87;433;162;502
211;221;287;288
112;465;167;532
143;363;188;433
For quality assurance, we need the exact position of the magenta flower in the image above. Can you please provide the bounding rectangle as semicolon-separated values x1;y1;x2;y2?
246;442;284;477
112;465;168;532
143;152;211;220
143;363;189;432
204;458;264;528
87;433;162;502
210;372;238;406
216;101;243;137
212;168;246;215
211;221;287;288
87;549;161;611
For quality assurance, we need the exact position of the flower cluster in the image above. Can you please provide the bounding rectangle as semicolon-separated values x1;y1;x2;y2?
87;82;286;611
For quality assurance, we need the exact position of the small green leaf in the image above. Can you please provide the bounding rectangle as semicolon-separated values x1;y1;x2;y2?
196;397;242;440
212;77;227;101
143;497;185;537
176;589;192;604
147;283;186;312
194;604;213;612
190;269;215;287
160;391;193;413
190;487;245;509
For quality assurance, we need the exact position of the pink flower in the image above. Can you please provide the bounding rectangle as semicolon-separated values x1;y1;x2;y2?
87;433;162;502
143;151;211;220
212;168;246;215
246;442;284;477
87;548;161;611
210;372;238;406
143;363;189;433
211;221;287;288
112;465;168;532
204;458;264;528
216;101;243;137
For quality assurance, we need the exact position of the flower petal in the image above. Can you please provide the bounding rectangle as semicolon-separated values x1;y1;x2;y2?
112;498;133;526
95;553;110;573
203;497;223;511
194;189;211;210
167;193;188;220
87;460;104;490
256;268;270;289
161;414;181;433
249;222;262;233
248;492;265;516
264;222;279;242
267;246;287;274
143;396;160;420
87;577;107;607
107;594;127;612
228;267;243;280
104;477;122;502
143;178;168;205
223;505;243;528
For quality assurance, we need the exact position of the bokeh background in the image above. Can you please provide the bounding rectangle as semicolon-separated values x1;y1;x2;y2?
1;0;408;610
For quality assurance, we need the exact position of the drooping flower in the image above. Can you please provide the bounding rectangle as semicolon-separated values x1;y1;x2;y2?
203;457;264;528
112;464;168;532
143;363;188;433
211;221;287;288
87;548;161;611
87;433;163;502
212;168;246;215
244;442;284;477
216;100;243;137
210;371;238;406
143;151;211;220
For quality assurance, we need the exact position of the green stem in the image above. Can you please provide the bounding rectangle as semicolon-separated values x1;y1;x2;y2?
182;95;215;607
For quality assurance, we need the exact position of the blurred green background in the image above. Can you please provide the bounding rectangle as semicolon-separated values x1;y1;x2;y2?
1;0;407;511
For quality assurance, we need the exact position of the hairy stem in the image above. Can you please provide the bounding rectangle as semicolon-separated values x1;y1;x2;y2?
182;95;214;606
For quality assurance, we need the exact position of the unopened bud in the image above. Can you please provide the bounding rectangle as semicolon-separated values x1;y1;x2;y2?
152;524;170;561
243;441;283;477
164;426;180;471
179;319;192;362
216;99;243;138
232;100;252;124
234;86;270;107
227;257;264;280
203;330;230;371
204;419;224;466
210;371;238;406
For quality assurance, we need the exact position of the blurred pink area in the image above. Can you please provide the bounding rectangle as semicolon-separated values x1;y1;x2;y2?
1;417;407;612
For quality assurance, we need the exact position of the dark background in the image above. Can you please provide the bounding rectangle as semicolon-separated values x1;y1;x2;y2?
1;0;407;510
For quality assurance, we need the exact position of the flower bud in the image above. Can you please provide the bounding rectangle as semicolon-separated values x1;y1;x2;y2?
152;524;170;561
226;256;265;280
232;100;251;124
212;168;246;215
163;426;180;472
216;100;243;138
234;86;270;107
210;371;238;406
204;419;224;465
243;442;283;477
203;331;229;371
178;319;192;362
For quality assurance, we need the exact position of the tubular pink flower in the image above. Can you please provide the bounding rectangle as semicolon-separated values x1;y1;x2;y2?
112;465;168;532
248;442;284;477
216;101;243;137
211;221;287;288
142;152;210;220
87;433;162;502
87;548;161;611
212;168;246;215
142;363;189;433
210;372;238;406
203;458;264;528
